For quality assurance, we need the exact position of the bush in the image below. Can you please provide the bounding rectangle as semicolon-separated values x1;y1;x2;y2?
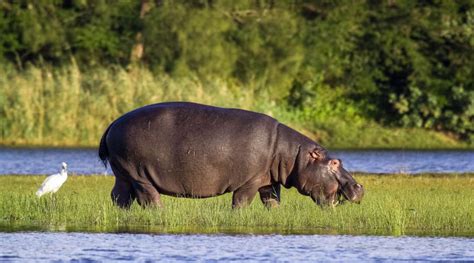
0;1;472;141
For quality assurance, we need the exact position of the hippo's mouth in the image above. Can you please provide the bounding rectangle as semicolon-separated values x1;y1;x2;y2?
332;191;345;206
335;185;351;205
325;191;345;207
336;184;363;205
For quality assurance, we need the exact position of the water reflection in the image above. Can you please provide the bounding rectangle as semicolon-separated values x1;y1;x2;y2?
0;223;471;238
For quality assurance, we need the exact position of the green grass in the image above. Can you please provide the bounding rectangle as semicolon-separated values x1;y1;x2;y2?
0;64;471;149
0;174;472;236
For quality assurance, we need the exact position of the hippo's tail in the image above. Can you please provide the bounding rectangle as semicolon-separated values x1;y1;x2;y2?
98;123;113;168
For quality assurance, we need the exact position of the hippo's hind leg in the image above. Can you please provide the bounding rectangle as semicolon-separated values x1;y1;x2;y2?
110;163;136;208
259;184;280;208
111;176;136;209
132;181;163;208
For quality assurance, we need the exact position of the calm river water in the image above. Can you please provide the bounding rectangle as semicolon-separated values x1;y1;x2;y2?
0;147;473;174
1;232;473;262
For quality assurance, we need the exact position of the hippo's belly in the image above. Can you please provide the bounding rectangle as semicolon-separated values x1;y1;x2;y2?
106;102;278;197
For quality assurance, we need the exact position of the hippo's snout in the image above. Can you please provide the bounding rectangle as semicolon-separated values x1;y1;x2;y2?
340;183;364;204
351;183;364;203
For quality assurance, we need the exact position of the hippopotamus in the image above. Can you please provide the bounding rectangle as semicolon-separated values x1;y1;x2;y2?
99;102;364;209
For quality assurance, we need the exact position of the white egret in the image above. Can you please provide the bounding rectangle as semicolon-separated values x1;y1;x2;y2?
36;162;68;197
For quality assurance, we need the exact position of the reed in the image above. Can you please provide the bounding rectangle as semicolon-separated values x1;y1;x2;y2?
0;174;472;236
0;64;469;149
0;64;254;146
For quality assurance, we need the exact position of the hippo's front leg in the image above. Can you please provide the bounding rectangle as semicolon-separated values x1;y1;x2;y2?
258;184;281;208
231;178;264;209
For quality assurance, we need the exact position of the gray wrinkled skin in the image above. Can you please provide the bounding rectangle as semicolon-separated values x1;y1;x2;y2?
99;102;364;209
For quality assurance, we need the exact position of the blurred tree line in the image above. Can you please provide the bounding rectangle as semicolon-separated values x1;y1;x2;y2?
0;0;472;140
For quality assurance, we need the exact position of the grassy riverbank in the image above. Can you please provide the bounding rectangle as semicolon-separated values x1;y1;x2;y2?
0;174;472;236
0;65;471;149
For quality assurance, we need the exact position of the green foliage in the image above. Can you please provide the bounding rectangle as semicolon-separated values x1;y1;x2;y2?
230;8;304;98
0;1;139;66
144;3;238;79
0;1;472;141
348;1;474;139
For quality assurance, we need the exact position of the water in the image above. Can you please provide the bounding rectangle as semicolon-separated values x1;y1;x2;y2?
0;232;472;261
0;148;107;175
334;150;474;174
0;147;473;175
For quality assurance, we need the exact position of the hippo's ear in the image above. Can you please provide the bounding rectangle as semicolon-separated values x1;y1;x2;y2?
329;159;341;170
310;149;326;161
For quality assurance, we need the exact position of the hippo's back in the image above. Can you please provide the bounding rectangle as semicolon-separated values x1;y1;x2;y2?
105;102;279;197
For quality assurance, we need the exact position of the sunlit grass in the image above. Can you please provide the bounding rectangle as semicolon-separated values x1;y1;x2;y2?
0;174;472;236
0;64;470;149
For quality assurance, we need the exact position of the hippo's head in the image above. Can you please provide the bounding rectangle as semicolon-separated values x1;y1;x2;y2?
295;149;364;207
